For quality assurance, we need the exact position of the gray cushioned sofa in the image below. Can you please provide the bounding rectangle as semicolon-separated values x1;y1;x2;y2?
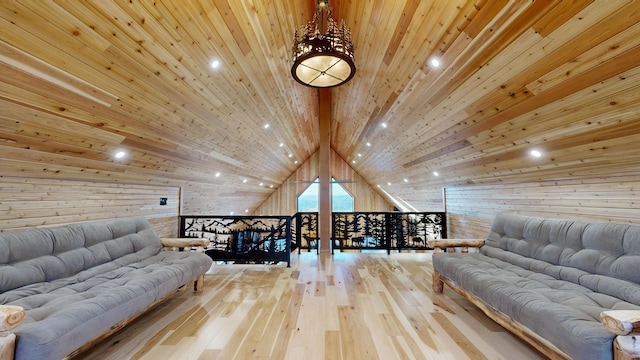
0;216;213;360
432;213;640;360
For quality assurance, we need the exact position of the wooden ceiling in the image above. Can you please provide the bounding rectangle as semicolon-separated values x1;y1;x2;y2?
1;0;639;213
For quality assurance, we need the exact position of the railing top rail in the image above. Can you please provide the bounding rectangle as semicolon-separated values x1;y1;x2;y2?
181;215;292;220
331;211;445;215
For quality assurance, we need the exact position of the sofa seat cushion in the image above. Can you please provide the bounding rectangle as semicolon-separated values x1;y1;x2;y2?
480;245;640;306
433;252;640;360
1;250;212;360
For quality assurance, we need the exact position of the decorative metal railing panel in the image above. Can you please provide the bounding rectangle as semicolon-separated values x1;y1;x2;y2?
180;216;291;267
388;212;445;249
332;212;446;253
293;212;319;253
179;212;445;263
333;212;388;250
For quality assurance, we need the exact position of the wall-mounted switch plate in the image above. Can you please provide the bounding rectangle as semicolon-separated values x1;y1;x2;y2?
160;197;168;205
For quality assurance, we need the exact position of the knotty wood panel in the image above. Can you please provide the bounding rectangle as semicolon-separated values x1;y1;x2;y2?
444;175;640;239
0;0;316;218
331;0;640;214
0;176;179;236
254;149;393;215
393;186;444;213
1;1;639;221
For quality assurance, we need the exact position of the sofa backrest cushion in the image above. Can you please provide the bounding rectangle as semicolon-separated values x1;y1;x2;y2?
0;217;162;292
484;213;640;285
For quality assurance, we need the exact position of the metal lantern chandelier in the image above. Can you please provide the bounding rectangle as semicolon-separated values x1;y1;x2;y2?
291;0;356;88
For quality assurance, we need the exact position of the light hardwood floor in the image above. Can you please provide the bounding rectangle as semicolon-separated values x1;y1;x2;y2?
75;252;547;360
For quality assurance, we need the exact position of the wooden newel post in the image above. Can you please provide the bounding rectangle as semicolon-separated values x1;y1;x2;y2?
1;305;25;360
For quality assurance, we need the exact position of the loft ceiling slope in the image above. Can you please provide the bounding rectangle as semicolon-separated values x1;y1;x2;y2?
0;1;638;215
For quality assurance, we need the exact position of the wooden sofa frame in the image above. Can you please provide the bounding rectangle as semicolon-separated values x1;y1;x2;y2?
0;237;209;360
429;239;640;360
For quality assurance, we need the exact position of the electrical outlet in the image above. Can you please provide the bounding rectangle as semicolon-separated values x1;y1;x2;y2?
159;197;168;205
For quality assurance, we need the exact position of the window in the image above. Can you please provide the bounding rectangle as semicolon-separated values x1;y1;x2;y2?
297;178;319;212
296;178;354;212
331;178;353;212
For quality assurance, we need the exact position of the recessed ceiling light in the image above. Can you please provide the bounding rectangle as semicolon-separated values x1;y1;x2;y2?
294;160;299;164
242;179;248;183
352;160;356;164
245;209;249;213
279;143;284;147
215;172;221;177
433;171;439;177
366;142;371;147
530;149;543;158
377;184;381;188
430;57;441;68
211;60;220;69
387;182;391;186
264;124;270;129
288;153;293;158
269;185;274;188
114;150;126;159
381;122;388;128
403;178;409;183
259;182;264;186
357;153;362;157
230;211;234;215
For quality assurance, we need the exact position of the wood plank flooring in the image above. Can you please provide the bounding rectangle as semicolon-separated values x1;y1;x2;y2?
74;252;547;360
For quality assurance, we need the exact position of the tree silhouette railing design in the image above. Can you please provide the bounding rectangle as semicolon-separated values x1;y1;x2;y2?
293;212;319;253
179;212;446;262
180;215;292;267
332;212;446;254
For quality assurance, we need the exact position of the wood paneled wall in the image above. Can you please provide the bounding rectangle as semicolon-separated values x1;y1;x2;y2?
253;151;318;215
391;187;445;212
0;176;180;236
445;175;640;239
329;150;394;212
254;149;393;215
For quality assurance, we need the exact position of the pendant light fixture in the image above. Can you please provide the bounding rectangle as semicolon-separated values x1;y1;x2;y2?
291;0;356;88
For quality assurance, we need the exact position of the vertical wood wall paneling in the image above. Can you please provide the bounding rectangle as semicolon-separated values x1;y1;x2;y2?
0;176;180;236
254;149;393;216
444;176;640;239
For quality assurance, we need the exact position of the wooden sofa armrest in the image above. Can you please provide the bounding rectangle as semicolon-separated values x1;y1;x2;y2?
601;310;640;336
1;305;24;333
160;238;210;292
601;311;640;359
160;238;210;251
1;305;26;360
427;239;485;253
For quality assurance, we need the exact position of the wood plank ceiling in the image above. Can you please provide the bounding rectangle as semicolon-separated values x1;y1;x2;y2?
1;0;639;214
